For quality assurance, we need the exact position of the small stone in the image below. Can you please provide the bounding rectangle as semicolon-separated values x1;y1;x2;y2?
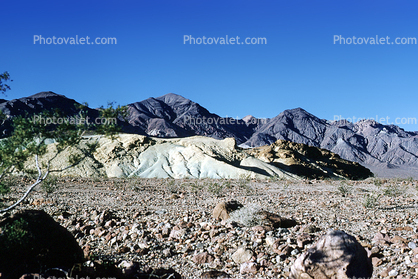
119;261;140;276
408;242;417;249
265;236;276;246
388;269;398;277
201;270;230;278
296;233;313;248
192;252;214;264
232;247;253;264
240;261;258;275
162;248;172;257
118;245;130;254
169;226;186;239
291;249;299;256
372;257;383;267
391;235;407;244
405;255;411;265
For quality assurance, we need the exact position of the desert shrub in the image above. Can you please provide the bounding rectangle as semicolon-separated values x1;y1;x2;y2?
363;192;381;208
0;176;22;195
237;174;253;194
41;176;58;194
229;204;263;227
0;181;11;195
222;179;232;189
0;218;31;253
373;178;384;187
383;183;403;197
166;179;178;193
336;181;352;197
189;180;203;193
208;182;223;196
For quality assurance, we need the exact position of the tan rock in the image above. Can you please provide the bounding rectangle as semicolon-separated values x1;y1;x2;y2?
290;230;373;279
201;270;231;278
372;256;383;267
212;200;243;221
232;247;254;264
192;252;214;264
240;261;258;274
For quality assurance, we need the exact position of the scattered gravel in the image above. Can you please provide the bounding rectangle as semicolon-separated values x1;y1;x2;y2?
2;176;418;278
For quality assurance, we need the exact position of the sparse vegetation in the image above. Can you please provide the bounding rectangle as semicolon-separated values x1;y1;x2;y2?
0;218;30;252
228;204;263;227
40;176;58;194
373;178;383;187
0;72;128;213
222;179;232;189
0;176;18;195
382;183;403;197
406;176;415;183
208;182;223;196
188;180;203;193
336;181;352;197
166;179;178;193
238;174;253;194
363;192;381;208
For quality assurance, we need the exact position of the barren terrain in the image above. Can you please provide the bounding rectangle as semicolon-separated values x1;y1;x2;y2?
2;177;418;278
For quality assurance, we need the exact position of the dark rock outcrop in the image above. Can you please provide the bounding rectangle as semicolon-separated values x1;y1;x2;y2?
247;139;373;179
0;210;84;279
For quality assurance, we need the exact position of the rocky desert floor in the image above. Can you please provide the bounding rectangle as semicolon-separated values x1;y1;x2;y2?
2;176;418;278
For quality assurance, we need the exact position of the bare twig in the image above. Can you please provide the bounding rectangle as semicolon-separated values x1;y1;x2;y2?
0;155;48;213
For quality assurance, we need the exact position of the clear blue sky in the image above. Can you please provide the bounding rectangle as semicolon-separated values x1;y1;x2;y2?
3;0;418;131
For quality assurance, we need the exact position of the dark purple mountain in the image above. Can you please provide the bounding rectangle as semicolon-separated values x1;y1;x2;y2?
125;93;258;143
0;91;98;136
241;108;418;177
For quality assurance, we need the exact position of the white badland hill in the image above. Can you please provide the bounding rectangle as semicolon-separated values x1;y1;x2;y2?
29;134;299;180
26;134;372;180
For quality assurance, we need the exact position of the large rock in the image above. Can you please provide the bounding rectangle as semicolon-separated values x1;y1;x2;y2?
290;230;373;279
213;200;243;221
225;204;297;228
0;210;84;279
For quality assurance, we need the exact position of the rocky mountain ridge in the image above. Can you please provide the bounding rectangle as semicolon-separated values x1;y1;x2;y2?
1;92;417;177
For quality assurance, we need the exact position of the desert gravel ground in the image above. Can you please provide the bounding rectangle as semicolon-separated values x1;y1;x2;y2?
2;176;418;278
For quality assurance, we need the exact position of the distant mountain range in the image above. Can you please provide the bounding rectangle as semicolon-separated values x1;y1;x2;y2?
1;91;418;178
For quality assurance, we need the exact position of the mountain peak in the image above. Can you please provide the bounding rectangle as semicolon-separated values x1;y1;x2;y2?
282;107;311;116
27;91;66;99
156;93;190;104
